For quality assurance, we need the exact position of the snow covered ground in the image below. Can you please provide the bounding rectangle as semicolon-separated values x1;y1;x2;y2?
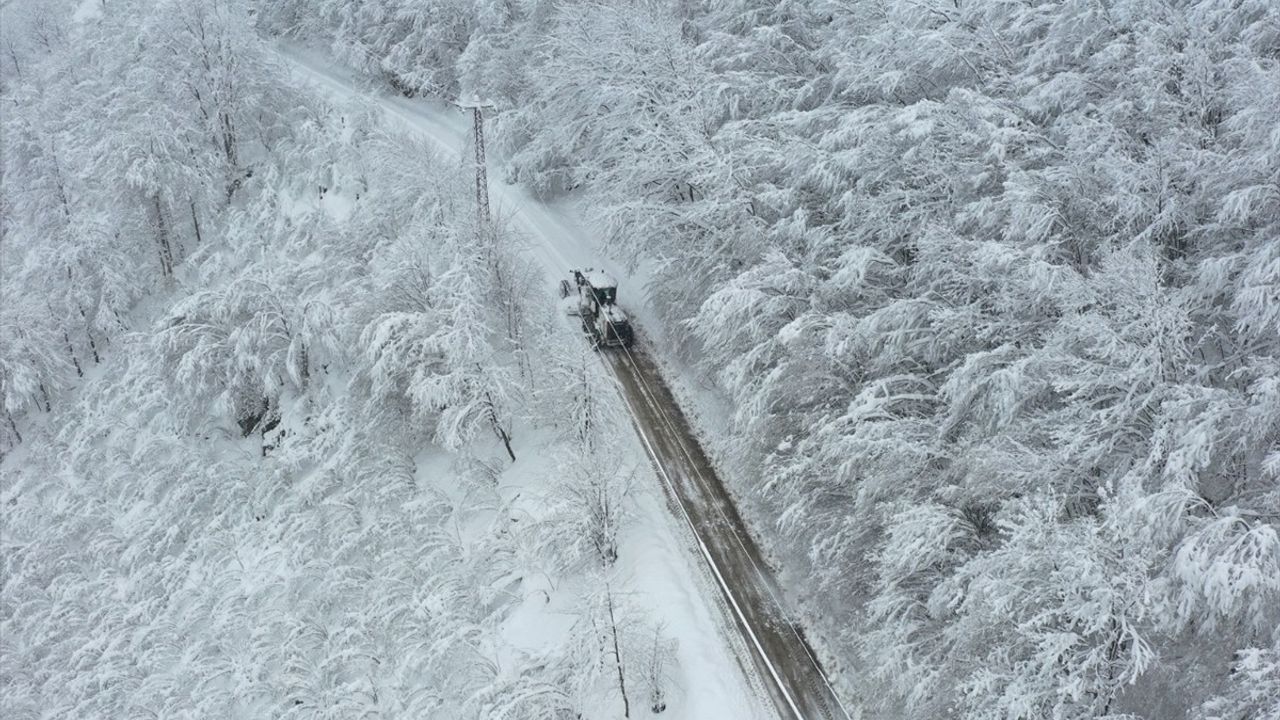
280;45;775;720
9;4;1277;719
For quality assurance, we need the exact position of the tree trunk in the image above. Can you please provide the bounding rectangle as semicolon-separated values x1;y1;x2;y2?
497;425;516;463
63;330;83;377
220;111;237;168
648;626;668;713
189;198;203;244
484;390;516;462
153;194;174;277
7;411;21;446
606;586;631;718
49;145;72;220
6;42;23;84
77;304;100;363
220;111;240;200
299;345;310;389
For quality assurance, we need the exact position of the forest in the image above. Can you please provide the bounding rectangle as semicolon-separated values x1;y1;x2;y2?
2;1;700;717
3;0;1279;719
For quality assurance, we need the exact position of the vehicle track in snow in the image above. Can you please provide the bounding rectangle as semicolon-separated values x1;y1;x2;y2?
283;47;850;720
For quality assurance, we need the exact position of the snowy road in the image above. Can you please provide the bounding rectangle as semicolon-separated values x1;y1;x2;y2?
283;47;849;720
606;346;850;720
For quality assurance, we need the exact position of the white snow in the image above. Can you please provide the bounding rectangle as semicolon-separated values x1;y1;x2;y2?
582;269;618;289
72;0;103;23
279;44;773;720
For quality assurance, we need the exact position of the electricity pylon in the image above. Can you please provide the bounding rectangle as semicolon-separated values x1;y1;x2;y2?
457;100;495;232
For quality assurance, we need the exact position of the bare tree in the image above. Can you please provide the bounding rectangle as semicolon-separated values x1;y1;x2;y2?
643;622;678;714
538;450;635;571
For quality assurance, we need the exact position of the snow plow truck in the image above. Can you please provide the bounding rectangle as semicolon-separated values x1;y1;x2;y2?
560;269;634;349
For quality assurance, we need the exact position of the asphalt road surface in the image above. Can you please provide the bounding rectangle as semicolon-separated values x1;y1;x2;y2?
604;344;850;720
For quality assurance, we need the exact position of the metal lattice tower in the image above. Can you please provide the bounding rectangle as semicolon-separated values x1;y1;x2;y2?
471;106;490;229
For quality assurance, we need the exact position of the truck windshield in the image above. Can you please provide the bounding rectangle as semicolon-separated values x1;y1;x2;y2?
593;286;617;305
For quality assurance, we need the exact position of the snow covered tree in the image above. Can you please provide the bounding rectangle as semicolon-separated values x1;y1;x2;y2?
1193;635;1280;720
535;447;634;572
359;239;523;461
642;621;678;714
6;0;1278;718
449;0;1280;715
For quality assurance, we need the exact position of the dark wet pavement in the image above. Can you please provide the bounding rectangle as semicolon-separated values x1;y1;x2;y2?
604;346;849;720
